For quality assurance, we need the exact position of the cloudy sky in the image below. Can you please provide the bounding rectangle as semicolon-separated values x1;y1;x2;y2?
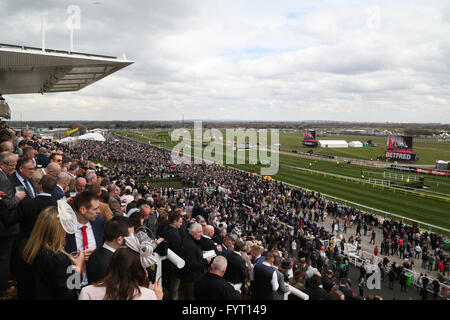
2;0;450;123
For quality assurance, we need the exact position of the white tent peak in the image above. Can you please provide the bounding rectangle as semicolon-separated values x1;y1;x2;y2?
78;132;106;142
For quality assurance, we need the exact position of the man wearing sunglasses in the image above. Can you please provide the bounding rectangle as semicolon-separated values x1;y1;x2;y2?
49;153;63;164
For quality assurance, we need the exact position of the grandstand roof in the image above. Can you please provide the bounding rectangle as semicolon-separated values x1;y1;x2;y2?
0;43;133;94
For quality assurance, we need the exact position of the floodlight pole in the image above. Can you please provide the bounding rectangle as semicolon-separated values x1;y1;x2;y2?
70;28;74;52
41;14;46;52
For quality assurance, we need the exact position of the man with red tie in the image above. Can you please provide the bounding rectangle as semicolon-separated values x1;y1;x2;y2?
65;190;105;288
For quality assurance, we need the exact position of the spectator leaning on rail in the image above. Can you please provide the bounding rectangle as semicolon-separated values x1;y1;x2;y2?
251;252;279;300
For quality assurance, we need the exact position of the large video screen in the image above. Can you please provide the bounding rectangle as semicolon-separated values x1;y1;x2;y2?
386;136;413;151
302;130;317;147
303;130;316;141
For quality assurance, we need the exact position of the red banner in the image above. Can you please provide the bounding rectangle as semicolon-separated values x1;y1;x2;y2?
416;168;450;177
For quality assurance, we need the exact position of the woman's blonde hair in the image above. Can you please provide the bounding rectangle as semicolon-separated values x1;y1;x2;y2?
22;206;69;265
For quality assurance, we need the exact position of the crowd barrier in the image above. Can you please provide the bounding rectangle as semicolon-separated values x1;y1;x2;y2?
153;248;185;286
283;164;450;204
284;285;309;300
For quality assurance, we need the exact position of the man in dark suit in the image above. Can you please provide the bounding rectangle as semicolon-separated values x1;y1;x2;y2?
8;158;36;200
86;218;129;284
65;190;105;287
52;172;70;200
142;203;156;237
195;255;241;300
161;210;184;300
0;175;57;243
199;225;217;251
0;151;24;297
212;227;226;245
219;236;235;257
250;244;265;265
180;222;211;300
223;240;248;292
21;147;37;169
36;147;49;168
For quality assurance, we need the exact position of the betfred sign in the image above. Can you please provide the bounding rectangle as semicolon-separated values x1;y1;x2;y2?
385;151;416;161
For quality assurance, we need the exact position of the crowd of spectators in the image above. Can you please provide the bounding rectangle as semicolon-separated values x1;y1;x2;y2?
0;123;448;300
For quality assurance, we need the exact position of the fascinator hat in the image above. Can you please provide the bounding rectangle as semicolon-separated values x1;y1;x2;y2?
57;199;78;234
124;234;157;269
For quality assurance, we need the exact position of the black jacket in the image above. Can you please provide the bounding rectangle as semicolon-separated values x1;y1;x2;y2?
322;275;335;293
195;272;241;300
18;247;78;300
86;246;114;284
304;286;328;300
156;219;170;239
199;235;216;251
0;170;20;236
162;224;184;257
0;195;56;243
181;234;208;282
223;251;248;285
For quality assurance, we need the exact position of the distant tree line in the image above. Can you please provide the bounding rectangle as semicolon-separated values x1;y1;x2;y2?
7;120;449;132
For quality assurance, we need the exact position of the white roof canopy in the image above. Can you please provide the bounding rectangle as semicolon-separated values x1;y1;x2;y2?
0;43;133;94
77;132;106;142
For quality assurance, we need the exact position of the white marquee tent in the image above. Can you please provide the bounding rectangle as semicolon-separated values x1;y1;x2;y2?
318;140;348;148
60;132;105;143
78;132;106;142
348;141;363;148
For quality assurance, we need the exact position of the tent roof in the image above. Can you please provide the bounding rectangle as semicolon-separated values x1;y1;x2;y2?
0;43;133;94
77;132;105;142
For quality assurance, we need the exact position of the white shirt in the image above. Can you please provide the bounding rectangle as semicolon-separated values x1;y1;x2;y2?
103;243;116;253
37;193;52;197
305;266;319;280
288;268;293;279
75;221;97;286
263;262;279;292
